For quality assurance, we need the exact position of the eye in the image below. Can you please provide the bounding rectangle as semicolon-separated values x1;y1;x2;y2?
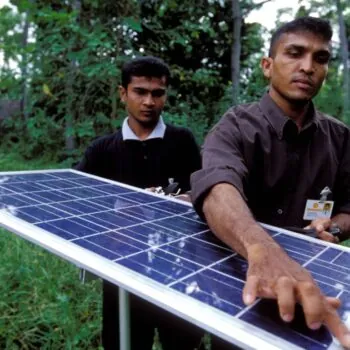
315;53;330;64
134;89;147;96
286;49;302;58
151;90;166;98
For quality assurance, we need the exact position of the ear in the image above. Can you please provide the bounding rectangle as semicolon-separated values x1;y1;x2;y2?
119;85;127;103
261;56;273;80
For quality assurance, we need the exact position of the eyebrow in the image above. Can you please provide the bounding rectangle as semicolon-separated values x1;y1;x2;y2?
132;87;166;92
284;44;331;56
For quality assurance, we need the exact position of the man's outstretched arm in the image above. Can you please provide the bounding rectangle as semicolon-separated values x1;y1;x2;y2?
203;183;350;348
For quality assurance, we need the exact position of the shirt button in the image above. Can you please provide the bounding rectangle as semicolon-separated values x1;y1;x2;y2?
277;209;283;215
142;142;146;147
144;155;148;160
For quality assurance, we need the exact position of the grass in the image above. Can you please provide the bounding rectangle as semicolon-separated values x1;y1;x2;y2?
0;230;102;349
0;151;348;349
0;152;102;349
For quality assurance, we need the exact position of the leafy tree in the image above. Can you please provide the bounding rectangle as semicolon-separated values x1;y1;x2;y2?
294;0;350;122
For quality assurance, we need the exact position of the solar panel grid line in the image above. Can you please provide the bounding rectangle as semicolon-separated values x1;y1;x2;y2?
1;170;349;350
72;209;205;238
70;224;197;249
310;267;349;290
301;247;329;267
234;296;262;319
123;247;235;287
312;273;347;291
110;233;207;262
147;221;208;238
336;289;345;299
331;251;345;264
262;223;350;253
10;188;186;219
163;252;236;286
182;232;234;252
10;190;200;231
0;206;296;350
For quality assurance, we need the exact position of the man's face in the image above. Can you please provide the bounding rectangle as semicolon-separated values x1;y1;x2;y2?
261;31;331;105
119;76;167;127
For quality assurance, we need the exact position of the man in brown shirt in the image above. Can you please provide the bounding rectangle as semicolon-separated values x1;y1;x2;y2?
191;17;350;347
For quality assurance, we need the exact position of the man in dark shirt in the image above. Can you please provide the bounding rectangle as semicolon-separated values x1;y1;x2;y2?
191;17;350;347
77;56;202;349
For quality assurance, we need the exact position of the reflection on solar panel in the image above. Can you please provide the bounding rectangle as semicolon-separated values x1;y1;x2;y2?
0;169;349;350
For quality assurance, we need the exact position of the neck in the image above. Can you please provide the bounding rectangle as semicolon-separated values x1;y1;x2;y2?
269;89;310;129
127;118;157;140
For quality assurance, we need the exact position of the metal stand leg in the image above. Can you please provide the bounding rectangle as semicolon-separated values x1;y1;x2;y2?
119;287;130;350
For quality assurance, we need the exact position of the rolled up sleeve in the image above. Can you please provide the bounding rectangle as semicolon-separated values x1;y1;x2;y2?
191;110;249;216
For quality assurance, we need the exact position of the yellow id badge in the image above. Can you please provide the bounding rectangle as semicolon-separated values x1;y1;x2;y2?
303;200;334;221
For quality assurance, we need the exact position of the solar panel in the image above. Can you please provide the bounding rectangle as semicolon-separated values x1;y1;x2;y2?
0;169;349;350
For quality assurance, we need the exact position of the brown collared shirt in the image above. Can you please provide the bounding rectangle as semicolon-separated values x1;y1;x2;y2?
191;93;350;227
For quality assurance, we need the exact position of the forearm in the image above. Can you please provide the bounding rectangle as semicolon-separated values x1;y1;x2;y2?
202;183;279;259
332;213;350;241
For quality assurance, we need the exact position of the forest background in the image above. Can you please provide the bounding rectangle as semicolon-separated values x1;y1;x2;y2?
0;0;349;349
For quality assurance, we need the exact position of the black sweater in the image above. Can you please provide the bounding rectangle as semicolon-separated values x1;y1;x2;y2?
76;124;201;192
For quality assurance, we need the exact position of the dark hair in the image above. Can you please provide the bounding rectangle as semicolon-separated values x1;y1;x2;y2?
269;16;333;57
121;56;171;88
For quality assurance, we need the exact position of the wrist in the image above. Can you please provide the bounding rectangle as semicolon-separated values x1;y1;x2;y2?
242;224;278;250
246;240;282;260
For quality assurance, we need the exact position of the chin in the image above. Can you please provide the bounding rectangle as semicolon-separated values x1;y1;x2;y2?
287;93;313;104
138;118;158;126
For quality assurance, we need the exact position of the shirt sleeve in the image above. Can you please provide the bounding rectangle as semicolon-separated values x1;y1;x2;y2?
191;110;249;216
175;129;201;193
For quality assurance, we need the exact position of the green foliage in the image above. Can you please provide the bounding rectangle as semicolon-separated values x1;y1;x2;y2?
313;64;344;120
1;110;63;161
0;0;271;160
1;0;349;163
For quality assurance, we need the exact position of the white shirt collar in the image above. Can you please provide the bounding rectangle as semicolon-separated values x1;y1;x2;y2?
122;116;166;141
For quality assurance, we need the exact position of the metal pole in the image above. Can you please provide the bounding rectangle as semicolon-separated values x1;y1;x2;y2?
119;287;131;350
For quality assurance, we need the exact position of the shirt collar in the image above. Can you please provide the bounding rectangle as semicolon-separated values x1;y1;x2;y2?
259;93;319;140
122;116;166;141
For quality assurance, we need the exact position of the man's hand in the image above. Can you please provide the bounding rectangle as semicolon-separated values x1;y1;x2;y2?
174;194;191;202
243;243;350;348
201;184;350;347
305;218;339;243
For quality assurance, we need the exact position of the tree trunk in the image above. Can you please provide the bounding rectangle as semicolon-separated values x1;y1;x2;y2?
231;0;241;106
65;0;81;152
110;77;118;128
336;0;350;123
20;10;30;120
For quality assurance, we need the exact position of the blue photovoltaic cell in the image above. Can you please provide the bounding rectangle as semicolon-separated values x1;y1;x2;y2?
92;196;136;210
118;223;186;246
0;170;349;350
53;199;107;215
172;269;245;315
159;237;233;266
119;205;170;221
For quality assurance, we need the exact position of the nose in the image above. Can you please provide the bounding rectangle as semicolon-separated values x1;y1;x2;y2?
300;55;315;74
143;93;155;106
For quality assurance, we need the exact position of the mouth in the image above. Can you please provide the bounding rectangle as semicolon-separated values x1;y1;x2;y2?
140;110;155;117
292;78;314;90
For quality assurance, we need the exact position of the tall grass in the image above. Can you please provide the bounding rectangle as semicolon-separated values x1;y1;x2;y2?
0;152;102;349
0;230;102;349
